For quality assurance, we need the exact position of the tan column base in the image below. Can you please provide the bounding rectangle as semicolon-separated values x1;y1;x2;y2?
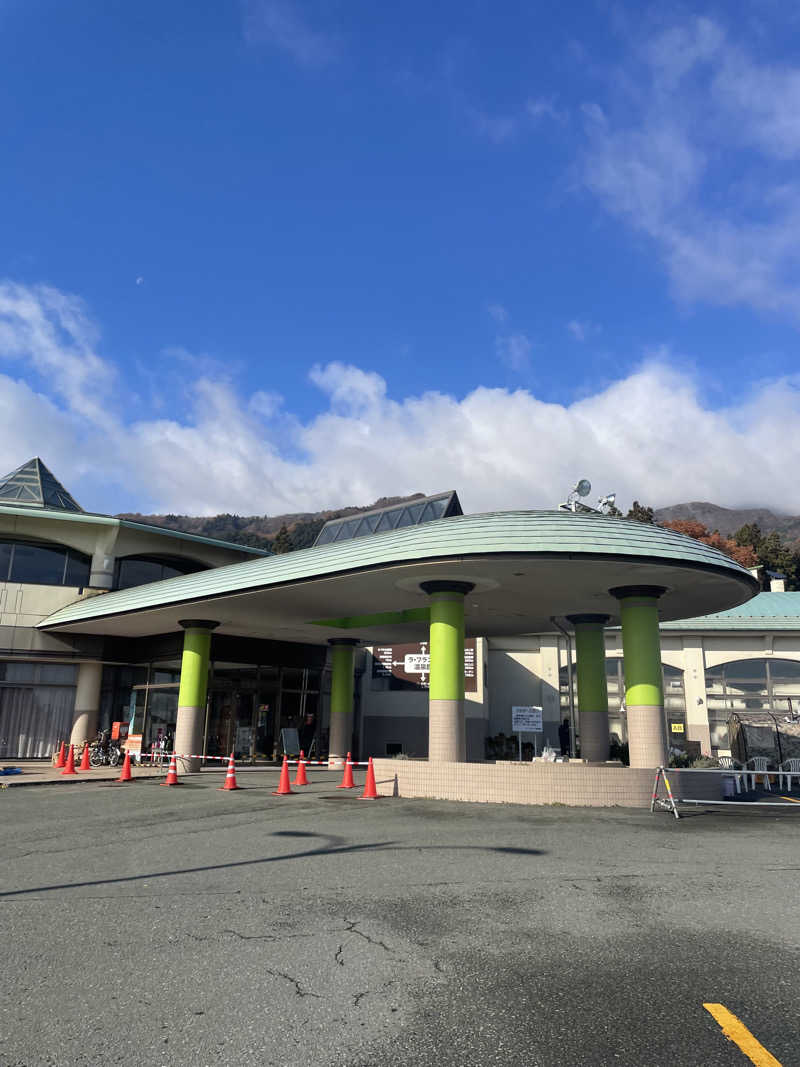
175;704;203;774
429;698;465;762
579;710;610;762
69;662;103;747
328;712;351;766
627;705;668;768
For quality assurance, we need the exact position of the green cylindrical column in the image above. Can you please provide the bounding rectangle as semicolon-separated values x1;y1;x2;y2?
175;620;218;774
328;639;357;766
567;614;610;762
422;581;474;762
611;586;667;768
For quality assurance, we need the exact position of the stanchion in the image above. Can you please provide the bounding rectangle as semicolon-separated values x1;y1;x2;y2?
117;751;132;782
60;744;78;777
272;756;294;796
337;752;356;790
292;751;309;787
161;753;179;786
359;757;380;800
220;752;240;791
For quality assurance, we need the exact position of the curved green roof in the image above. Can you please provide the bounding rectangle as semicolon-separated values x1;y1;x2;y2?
39;511;757;641
661;591;800;630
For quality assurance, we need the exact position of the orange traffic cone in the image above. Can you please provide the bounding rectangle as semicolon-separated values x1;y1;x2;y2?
161;752;179;786
117;750;132;782
337;752;356;790
292;751;309;786
220;752;239;791
61;743;78;776
54;741;66;768
359;757;380;800
79;742;91;771
272;755;294;795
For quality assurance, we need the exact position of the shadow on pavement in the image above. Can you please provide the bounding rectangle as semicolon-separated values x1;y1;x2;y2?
0;836;546;898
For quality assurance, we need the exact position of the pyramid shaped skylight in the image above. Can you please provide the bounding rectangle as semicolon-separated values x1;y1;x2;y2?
0;458;84;512
314;491;462;546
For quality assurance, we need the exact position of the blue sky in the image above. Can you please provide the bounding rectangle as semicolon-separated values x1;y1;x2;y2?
1;1;800;515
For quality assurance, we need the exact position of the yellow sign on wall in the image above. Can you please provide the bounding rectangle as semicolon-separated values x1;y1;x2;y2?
670;722;685;734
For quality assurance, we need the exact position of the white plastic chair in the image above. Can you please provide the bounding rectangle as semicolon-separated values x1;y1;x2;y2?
779;758;800;792
718;755;743;794
745;756;772;791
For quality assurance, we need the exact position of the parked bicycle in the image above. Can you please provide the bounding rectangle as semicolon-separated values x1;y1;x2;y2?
88;741;122;767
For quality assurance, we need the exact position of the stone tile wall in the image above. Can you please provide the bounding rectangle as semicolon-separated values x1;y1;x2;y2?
371;758;656;808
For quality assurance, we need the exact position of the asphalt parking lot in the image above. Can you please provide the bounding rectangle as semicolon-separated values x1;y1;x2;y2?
1;768;798;1066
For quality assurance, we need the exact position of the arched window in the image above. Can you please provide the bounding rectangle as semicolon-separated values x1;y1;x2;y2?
115;555;205;590
705;658;800;750
0;540;90;587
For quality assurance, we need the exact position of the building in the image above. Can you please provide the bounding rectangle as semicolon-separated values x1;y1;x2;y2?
4;457;792;790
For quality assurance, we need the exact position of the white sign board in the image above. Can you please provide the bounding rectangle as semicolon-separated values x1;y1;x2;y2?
404;653;430;674
512;706;543;733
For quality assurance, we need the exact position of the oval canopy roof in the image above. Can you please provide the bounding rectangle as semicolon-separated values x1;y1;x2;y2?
39;510;759;644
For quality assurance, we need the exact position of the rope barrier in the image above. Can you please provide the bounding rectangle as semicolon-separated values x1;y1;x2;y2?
137;752;372;766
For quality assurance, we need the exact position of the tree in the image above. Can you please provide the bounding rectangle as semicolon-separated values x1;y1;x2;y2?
626;501;654;524
733;523;800;590
271;524;293;554
662;519;759;569
733;523;763;552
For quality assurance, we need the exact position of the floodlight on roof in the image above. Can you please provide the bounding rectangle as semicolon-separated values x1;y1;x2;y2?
559;479;616;514
597;492;616;513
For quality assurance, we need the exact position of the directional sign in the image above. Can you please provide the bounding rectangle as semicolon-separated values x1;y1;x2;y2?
512;706;543;733
372;639;477;692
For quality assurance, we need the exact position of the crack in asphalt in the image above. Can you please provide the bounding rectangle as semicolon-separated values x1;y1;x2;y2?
222;928;278;942
264;968;320;999
344;919;392;953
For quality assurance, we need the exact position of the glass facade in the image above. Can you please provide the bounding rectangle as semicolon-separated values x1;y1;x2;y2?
560;658;687;750
0;540;91;587
115;555;204;589
314;491;462;546
0;662;78;758
705;658;800;750
102;660;331;762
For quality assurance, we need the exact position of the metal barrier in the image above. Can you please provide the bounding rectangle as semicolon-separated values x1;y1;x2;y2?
651;765;800;819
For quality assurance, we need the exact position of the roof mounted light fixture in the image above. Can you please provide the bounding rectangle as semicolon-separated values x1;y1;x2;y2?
597;492;616;514
559;480;616;515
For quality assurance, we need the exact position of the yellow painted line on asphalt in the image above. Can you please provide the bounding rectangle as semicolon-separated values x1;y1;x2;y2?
704;1003;782;1066
779;795;800;804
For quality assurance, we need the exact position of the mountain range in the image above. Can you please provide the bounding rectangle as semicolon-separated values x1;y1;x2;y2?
654;503;800;545
117;497;800;553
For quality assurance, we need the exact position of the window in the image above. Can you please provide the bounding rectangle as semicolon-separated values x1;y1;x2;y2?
705;658;800;731
0;540;90;587
559;657;686;746
115;555;204;590
0;661;77;685
314;491;463;546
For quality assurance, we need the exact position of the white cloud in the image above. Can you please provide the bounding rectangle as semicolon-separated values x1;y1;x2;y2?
486;303;509;324
581;15;800;317
526;96;566;123
242;0;339;67
466;107;518;144
495;332;533;372
0;282;114;427
567;320;600;342
2;282;800;516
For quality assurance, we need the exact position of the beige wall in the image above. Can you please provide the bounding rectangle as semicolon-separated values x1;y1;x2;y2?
0;583;105;628
0;511;257;591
